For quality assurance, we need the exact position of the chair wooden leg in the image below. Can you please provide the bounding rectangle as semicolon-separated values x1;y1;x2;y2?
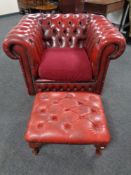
28;142;42;155
95;145;106;155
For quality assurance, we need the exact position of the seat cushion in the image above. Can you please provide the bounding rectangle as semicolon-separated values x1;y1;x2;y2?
25;92;111;144
38;48;92;81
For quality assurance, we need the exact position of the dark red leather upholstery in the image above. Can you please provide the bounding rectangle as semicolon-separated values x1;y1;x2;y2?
3;13;126;95
38;48;92;81
25;92;111;144
41;14;89;48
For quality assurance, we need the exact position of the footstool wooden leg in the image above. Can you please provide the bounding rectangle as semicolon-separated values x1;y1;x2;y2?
28;142;42;155
95;145;106;155
32;147;40;155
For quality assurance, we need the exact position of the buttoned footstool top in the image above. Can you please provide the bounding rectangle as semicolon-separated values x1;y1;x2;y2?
25;92;111;145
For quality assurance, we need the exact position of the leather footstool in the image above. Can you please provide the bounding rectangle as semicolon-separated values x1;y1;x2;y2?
25;92;111;155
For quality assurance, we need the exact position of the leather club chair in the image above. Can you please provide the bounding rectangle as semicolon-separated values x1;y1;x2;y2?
3;13;126;95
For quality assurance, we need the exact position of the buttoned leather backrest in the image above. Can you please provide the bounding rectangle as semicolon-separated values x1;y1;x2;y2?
41;14;89;48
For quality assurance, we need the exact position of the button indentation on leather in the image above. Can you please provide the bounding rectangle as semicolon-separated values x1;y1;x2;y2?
77;101;84;105
65;93;74;98
40;94;49;100
39;106;46;113
64;123;71;130
79;115;87;119
91;108;97;113
64;108;70;112
51;115;58;121
53;100;58;104
37;122;44;129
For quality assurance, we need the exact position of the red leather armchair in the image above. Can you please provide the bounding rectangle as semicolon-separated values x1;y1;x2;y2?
3;13;126;95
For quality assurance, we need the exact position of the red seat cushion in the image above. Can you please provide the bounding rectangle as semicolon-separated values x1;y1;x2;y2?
25;92;111;144
38;48;92;81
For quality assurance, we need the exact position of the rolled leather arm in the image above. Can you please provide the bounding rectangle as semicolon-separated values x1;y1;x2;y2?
2;13;44;95
85;14;126;77
3;13;44;67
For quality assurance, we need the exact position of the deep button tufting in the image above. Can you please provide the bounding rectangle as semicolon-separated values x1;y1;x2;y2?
40;108;46;113
65;93;74;98
79;21;82;26
92;102;100;108
63;29;67;35
25;92;111;144
41;14;90;48
53;100;58;104
28;39;33;43
51;115;58;121
91;107;98;113
63;123;71;130
80;87;85;91
40;94;49;100
51;92;61;97
37;121;44;129
67;88;71;91
53;28;58;35
60;88;63;91
46;87;50;91
79;115;87;119
47;21;51;26
58;21;61;25
74;14;78;18
52;14;59;18
74;87;77;91
68;37;72;42
89;95;99;101
53;88;56;91
93;122;101;130
64;108;70;112
73;29;78;35
58;38;62;45
38;106;46;113
68;21;72;26
83;29;87;35
52;14;57;18
78;101;84;105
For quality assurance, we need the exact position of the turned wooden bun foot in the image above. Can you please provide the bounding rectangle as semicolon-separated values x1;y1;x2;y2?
28;142;42;155
32;148;40;155
95;145;106;155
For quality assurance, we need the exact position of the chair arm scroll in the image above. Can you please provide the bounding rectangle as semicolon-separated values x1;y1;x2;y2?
2;14;44;95
3;13;44;63
85;14;126;77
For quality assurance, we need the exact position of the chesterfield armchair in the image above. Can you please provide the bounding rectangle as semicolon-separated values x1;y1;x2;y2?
3;13;126;95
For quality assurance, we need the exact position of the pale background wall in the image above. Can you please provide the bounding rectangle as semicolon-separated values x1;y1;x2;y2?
0;0;19;15
107;10;123;25
0;0;122;25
